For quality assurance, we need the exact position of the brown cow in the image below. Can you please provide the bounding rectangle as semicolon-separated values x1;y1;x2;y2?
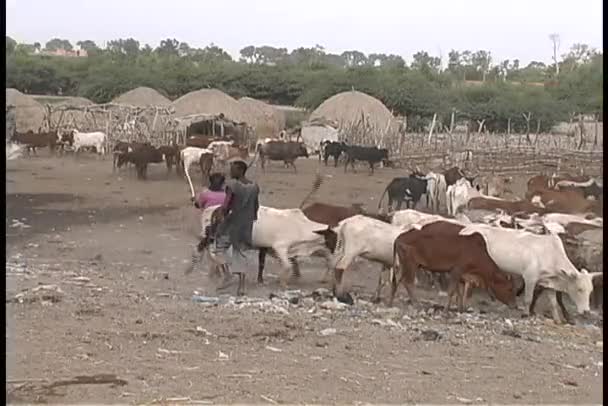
443;166;476;187
11;130;58;155
467;196;547;215
528;189;602;216
389;221;517;311
158;144;180;174
302;202;366;227
526;174;590;197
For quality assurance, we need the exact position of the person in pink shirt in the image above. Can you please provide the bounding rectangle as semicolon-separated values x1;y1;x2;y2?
194;173;226;210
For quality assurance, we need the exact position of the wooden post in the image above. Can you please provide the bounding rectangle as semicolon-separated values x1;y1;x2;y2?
427;113;437;144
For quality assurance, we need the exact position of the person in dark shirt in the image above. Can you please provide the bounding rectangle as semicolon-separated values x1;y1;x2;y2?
212;160;260;295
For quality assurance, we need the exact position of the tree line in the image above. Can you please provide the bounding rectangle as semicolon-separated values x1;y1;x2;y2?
5;36;603;133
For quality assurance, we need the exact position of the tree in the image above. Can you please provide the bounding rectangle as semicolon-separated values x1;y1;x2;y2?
45;38;73;51
76;40;98;52
107;38;140;57
178;42;191;57
341;50;367;67
471;50;492;82
411;51;441;75
156;38;179;56
6;36;17;54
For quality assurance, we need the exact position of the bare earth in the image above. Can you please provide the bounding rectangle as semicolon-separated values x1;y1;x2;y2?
6;152;603;404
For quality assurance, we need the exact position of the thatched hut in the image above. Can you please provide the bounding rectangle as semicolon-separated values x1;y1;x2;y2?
112;87;171;107
308;90;400;150
6;88;46;132
171;89;251;124
237;97;285;138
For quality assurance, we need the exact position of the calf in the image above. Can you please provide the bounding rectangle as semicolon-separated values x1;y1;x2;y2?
343;145;389;174
61;130;107;155
322;141;348;167
377;173;428;212
390;221;517;310
459;224;601;323
256;140;309;173
196;205;332;289
207;140;235;167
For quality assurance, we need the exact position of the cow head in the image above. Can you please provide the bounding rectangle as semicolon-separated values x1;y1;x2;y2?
313;226;338;253
490;272;518;309
61;132;75;146
560;268;601;315
297;143;309;158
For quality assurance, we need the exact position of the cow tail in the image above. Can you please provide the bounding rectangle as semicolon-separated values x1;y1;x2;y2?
377;184;390;213
298;172;323;209
247;143;262;169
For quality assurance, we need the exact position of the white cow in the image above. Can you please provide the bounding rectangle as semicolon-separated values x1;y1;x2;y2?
70;130;107;155
207;140;234;167
314;215;412;302
391;209;470;232
180;146;214;199
424;172;447;213
541;213;603;228
198;204;332;288
458;224;601;323
446;177;482;216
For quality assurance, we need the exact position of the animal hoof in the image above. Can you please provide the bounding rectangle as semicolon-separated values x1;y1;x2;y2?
336;292;354;305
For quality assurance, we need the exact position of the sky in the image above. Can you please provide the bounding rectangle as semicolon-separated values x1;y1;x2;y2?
6;0;603;66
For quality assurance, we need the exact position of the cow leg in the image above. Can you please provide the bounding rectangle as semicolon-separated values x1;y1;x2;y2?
372;265;390;303
257;248;267;284
546;289;566;324
555;291;574;324
274;247;293;289
521;277;540;317
369;162;374;175
290;258;301;280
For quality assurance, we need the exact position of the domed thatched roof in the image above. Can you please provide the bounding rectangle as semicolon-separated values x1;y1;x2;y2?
112;87;171;107
309;90;398;132
6;88;46;132
238;97;285;137
171;89;250;123
32;95;94;106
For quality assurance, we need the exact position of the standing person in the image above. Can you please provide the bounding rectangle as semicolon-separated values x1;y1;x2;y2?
212;159;260;295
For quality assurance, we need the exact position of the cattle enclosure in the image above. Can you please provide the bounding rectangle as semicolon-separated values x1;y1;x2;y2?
6;136;603;403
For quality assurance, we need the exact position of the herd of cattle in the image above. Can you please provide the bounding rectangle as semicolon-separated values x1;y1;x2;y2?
10;128;604;325
194;167;603;326
11;130;398;196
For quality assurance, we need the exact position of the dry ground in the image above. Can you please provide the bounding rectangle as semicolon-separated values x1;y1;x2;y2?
5;151;603;404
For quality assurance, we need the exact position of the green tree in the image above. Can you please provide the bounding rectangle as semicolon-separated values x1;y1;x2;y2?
45;38;73;51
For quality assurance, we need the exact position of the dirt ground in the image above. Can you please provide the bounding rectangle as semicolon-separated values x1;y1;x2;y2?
6;151;603;404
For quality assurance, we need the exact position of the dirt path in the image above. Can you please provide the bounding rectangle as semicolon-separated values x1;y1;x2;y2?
6;152;603;404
